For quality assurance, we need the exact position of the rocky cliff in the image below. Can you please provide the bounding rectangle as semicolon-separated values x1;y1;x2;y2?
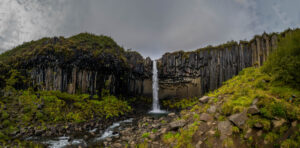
157;30;293;99
0;33;153;97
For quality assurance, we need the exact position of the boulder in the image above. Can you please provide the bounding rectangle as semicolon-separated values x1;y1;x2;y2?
217;120;232;139
207;105;217;114
199;96;210;103
199;113;214;122
169;119;186;130
247;105;260;115
229;111;248;128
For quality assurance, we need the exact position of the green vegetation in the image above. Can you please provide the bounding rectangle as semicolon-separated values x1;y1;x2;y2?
162;97;198;110
142;132;150;138
262;29;300;89
0;33;129;68
160;30;300;147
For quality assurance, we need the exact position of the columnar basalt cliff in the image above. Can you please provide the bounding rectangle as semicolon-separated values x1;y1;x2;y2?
0;33;153;97
157;31;293;99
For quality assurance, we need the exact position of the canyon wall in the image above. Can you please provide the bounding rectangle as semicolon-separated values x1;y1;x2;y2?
157;32;288;99
27;52;153;97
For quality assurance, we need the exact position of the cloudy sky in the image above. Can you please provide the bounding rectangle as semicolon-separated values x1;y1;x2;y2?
0;0;299;59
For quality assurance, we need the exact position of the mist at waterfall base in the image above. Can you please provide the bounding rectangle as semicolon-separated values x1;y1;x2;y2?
149;60;167;114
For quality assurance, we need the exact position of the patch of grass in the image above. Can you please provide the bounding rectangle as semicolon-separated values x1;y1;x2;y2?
162;132;180;144
163;97;198;110
264;132;279;144
222;138;234;147
248;116;271;131
142;132;150;138
232;126;240;134
152;129;158;133
281;139;299;148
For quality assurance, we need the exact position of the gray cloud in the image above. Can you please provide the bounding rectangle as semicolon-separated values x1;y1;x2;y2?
0;0;300;59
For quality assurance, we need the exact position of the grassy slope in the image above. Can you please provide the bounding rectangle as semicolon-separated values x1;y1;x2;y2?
159;67;299;148
159;29;300;148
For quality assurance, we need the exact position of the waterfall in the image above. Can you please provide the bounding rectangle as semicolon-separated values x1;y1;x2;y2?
149;60;166;114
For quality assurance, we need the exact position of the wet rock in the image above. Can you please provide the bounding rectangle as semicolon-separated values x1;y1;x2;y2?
34;129;44;136
217;120;232;139
199;113;214;122
207;105;217;114
199;96;210;103
247;105;259;115
169;119;186;130
229;111;248;128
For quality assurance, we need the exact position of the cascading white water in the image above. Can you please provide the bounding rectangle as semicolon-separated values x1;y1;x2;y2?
149;60;166;114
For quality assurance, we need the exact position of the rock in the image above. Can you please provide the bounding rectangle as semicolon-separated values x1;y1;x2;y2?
149;134;158;140
160;128;168;134
244;129;252;139
34;129;44;136
207;130;215;136
254;122;263;129
169;119;186;130
257;130;263;136
207;105;217;114
199;113;214;122
112;143;122;148
199;96;210;103
106;137;112;142
252;98;259;105
217;120;232;139
168;112;176;117
84;135;89;140
229;111;248;128
195;141;203;148
292;121;297;127
197;122;210;132
247;105;259;114
272;118;286;128
152;124;160;129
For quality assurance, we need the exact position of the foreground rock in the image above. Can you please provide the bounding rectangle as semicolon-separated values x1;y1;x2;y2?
229;111;248;128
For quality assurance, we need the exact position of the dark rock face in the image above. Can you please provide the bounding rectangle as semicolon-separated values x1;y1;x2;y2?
157;33;279;99
23;48;152;97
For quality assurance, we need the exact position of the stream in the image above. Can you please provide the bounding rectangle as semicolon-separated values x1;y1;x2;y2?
27;118;134;148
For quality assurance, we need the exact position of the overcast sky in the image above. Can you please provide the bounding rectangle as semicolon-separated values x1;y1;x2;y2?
0;0;299;59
